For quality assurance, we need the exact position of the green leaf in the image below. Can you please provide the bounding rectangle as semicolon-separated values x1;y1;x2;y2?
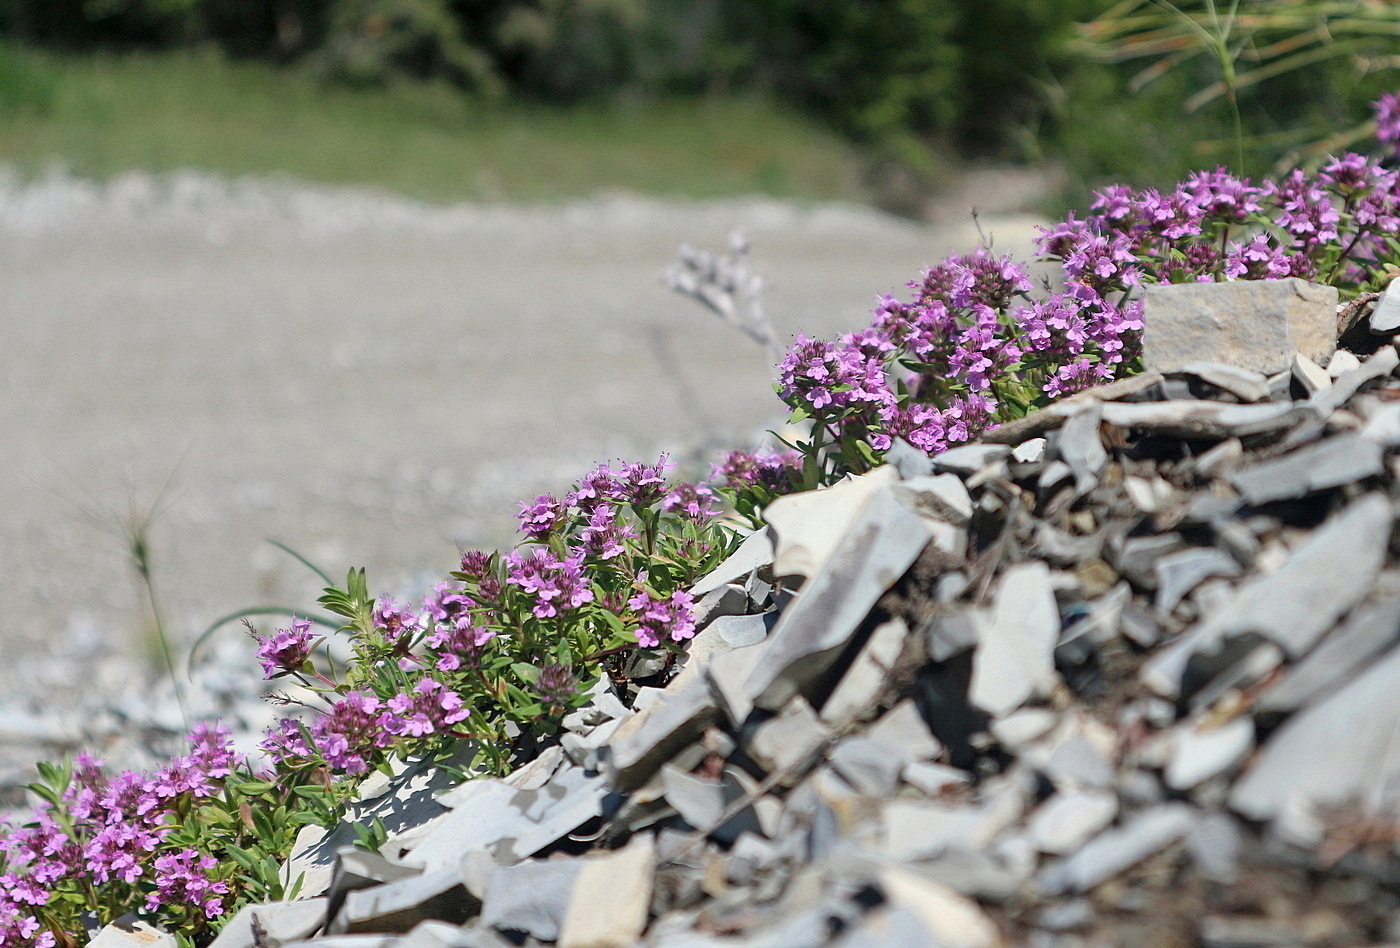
234;779;277;796
223;845;259;873
510;662;541;685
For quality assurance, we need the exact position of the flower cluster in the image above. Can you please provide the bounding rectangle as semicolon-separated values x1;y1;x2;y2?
254;617;317;678
629;589;698;648
1376;93;1400;156
777;97;1400;481
776;247;1122;470
0;727;243;946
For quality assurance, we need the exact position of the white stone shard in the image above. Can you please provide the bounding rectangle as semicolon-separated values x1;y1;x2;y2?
970;562;1060;718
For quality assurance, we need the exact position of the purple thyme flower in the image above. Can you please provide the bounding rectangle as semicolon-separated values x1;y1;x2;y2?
255;617;316;678
1224;234;1294;280
261;717;314;767
504;547;595;618
458;550;504;604
144;848;231;919
427;616;497;671
372;596;418;644
710;449;801;494
311;691;396;775
536;664;578;712
621;454;675;507
516;493;564;539
565;463;627;512
578;504;635;560
628;589;698;648
1044;358;1114;398
881;403;949;455
1035;212;1092;259
661;481;719;524
1267;168;1341;246
1181;167;1265;224
384;679;469;738
0;872;56;948
1376;92;1400;151
421;582;473;625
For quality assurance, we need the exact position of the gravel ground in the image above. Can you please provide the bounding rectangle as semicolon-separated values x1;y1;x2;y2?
0;166;1048;693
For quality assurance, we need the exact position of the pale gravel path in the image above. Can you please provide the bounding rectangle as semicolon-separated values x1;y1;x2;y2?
0;168;1047;693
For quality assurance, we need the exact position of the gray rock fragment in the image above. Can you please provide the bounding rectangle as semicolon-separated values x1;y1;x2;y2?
892;473;973;526
1142;278;1338;374
1186;811;1241;883
705;639;771;727
1372;280;1400;334
876;866;1003;948
661;764;725;831
1012;438;1047;463
286;742;479;896
1027;790;1118;855
480;858;581;942
830;734;907;798
331;869;474;935
1174;361;1271;402
763;465;901;581
1227;433;1383;504
690;583;748;631
559;834;655;948
1033;899;1095;933
279;936;386;948
901;760;972;797
886;437;936;478
407;766;609;870
1231;642;1400;845
1158;492;1393;669
745;486;932;711
933;442;1012;474
867;699;943;760
982;373;1166;445
1311;344;1400;415
748;696;832;783
1327;347;1363;376
607;673;721;791
1039;803;1195;894
970;562;1060;717
820;617;908;729
707;613;770;649
1292;352;1332;396
1099;399;1310;439
88;917;177;948
396;921;511;948
1360;400;1400;446
1165;716;1254;790
1154;547;1242;613
835;907;938;948
1112;533;1187;588
1259;588;1400;712
1055;401;1107;497
1193;438;1244;479
209;900;330;948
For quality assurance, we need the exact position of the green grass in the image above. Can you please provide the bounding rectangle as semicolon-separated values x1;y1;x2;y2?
0;45;868;204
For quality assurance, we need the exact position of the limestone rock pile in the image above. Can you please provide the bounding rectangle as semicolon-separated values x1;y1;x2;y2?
166;283;1400;948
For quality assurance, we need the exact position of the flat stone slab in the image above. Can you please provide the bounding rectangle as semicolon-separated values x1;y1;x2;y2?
1231;642;1400;845
762;465;901;580
970;562;1060;718
745;485;932;711
1228;433;1384;504
1143;278;1338;375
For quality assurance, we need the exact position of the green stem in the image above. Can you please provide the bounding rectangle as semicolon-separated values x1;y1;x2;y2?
138;555;190;734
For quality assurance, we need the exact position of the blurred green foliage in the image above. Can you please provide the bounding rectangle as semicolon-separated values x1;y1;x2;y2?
0;0;1089;149
1;0;1396;208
